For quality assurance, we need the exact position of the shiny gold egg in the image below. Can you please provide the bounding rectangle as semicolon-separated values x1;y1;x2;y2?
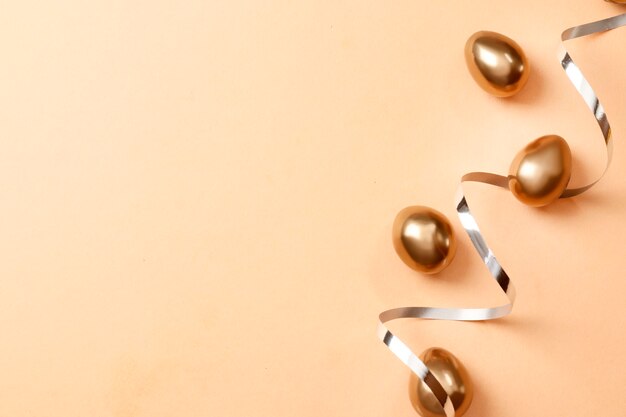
464;31;529;97
508;134;572;207
409;348;474;417
392;206;456;274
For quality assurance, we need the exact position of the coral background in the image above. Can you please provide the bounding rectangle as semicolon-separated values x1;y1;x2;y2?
0;1;624;416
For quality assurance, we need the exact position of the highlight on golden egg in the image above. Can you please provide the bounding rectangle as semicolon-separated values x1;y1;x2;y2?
392;206;456;274
409;347;474;417
464;31;529;97
508;134;572;207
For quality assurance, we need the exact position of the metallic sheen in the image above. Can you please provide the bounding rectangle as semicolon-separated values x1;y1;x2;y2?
392;206;456;274
509;135;572;207
410;348;473;417
378;13;625;417
464;31;529;97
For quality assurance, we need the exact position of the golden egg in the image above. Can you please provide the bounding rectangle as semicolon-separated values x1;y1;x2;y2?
392;206;456;274
508;135;572;207
410;348;474;417
464;31;529;97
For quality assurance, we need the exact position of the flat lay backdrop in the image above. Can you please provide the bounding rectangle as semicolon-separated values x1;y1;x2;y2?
1;1;625;416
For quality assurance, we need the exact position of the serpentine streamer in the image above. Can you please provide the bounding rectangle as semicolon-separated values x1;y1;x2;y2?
377;13;626;417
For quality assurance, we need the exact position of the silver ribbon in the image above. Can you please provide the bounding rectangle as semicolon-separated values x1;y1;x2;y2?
378;13;626;417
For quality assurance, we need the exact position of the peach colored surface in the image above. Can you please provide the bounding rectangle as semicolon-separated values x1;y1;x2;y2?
0;1;625;416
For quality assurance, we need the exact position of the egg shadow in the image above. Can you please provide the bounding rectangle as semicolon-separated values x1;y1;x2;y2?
426;229;481;286
505;54;546;106
536;152;613;217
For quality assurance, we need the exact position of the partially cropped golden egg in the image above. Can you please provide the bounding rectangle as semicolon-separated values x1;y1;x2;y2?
508;134;572;207
605;0;626;3
392;206;456;274
465;31;529;97
409;348;473;417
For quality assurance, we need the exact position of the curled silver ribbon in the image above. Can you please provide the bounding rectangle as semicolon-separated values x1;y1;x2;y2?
378;13;626;417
